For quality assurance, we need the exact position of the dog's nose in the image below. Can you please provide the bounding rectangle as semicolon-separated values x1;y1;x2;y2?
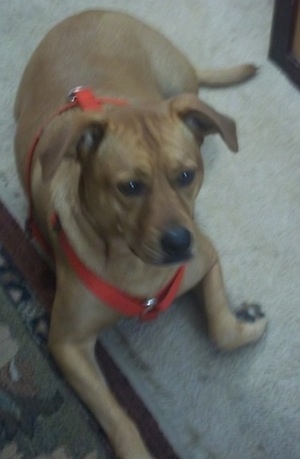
161;226;192;259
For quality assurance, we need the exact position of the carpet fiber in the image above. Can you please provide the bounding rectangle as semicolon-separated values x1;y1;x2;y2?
1;1;300;459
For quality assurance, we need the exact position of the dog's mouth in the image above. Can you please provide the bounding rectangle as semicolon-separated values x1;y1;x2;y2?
129;226;194;266
161;250;193;266
130;245;193;266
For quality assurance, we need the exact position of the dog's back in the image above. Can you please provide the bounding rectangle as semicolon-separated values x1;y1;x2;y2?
14;10;200;186
14;10;199;121
14;9;255;179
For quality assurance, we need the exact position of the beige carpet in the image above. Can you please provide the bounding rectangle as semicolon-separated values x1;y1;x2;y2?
1;1;300;458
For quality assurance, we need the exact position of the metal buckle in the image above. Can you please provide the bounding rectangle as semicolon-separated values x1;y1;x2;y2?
142;297;158;312
66;86;86;103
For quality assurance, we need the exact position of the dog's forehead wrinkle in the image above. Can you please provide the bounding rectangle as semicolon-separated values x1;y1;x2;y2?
92;151;151;189
134;115;195;173
109;107;171;149
93;106;199;192
137;112;166;153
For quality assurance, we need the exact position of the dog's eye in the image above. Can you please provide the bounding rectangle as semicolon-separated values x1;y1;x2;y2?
117;181;146;196
176;170;196;187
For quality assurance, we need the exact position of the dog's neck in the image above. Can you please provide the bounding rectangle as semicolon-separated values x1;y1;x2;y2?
55;195;180;299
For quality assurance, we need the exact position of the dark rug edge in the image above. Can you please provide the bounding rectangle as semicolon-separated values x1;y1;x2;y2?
0;199;179;459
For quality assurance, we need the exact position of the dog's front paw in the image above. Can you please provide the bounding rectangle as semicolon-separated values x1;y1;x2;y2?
230;301;267;350
236;302;265;323
211;302;267;351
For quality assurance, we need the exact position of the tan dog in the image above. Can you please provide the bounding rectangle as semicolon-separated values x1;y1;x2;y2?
14;10;267;459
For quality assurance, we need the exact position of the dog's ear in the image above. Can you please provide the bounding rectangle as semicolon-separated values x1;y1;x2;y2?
39;116;106;182
76;123;105;161
169;93;238;152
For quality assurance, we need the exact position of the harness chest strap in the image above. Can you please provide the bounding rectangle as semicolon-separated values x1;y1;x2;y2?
52;214;185;321
26;86;186;321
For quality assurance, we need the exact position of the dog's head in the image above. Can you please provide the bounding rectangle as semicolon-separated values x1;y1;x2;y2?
40;94;238;265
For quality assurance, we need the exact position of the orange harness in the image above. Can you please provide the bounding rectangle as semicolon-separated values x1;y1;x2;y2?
26;86;185;321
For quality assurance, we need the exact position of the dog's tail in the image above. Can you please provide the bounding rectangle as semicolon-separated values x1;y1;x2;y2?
196;64;258;87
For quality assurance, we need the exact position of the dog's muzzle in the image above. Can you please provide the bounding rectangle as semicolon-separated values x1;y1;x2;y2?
160;226;192;264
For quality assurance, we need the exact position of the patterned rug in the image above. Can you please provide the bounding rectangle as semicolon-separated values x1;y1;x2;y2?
0;200;178;459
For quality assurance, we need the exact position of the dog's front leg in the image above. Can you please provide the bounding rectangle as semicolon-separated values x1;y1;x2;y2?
49;340;152;459
49;279;153;459
197;257;267;351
